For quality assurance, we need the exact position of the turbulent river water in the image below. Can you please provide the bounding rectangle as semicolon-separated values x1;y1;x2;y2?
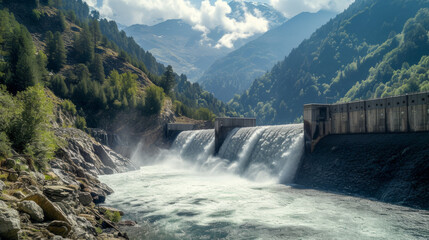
99;125;429;239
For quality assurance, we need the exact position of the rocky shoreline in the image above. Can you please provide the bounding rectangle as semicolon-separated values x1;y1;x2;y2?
0;127;138;239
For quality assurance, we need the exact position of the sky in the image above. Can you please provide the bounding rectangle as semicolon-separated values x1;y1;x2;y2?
84;0;354;48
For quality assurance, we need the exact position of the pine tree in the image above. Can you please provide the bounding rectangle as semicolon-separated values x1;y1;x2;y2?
160;65;175;95
90;53;104;83
89;19;101;45
47;31;66;72
74;24;93;63
7;27;39;93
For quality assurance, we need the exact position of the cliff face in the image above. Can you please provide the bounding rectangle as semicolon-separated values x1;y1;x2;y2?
295;133;429;210
0;127;136;239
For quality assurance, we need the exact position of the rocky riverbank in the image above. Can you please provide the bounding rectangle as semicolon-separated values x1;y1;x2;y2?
0;127;138;239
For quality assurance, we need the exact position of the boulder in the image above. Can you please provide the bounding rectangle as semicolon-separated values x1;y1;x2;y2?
78;192;93;206
23;193;70;225
0;200;21;240
118;220;137;227
90;189;106;204
0;180;5;191
43;185;76;202
18;200;44;222
47;220;71;237
11;190;25;199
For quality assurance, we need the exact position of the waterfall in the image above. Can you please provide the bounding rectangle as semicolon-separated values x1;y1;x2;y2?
171;124;304;183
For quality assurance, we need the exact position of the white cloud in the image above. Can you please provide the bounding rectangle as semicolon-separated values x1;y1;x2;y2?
84;0;269;48
270;0;354;18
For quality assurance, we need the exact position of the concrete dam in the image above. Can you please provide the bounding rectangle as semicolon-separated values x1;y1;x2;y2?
166;92;429;210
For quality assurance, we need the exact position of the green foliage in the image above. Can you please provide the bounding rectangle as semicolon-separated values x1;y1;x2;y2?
104;210;121;223
90;54;105;83
75;116;87;131
46;31;66;72
73;24;93;64
230;1;429;124
160;65;175;95
61;99;77;115
2;85;56;168
144;85;164;115
0;130;11;158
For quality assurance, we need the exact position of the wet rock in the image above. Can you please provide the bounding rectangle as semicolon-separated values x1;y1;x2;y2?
101;166;115;175
0;180;5;191
0;200;21;240
118;220;137;227
23;193;70;224
47;220;71;237
43;185;75;202
100;183;114;195
18;200;44;222
91;188;107;204
78;192;93;206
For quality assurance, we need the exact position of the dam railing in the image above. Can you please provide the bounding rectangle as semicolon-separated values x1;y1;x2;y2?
304;92;429;152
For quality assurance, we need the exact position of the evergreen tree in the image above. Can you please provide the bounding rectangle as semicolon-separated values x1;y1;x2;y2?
89;19;101;45
90;53;104;83
160;65;175;95
73;24;93;63
7;27;39;93
47;31;66;72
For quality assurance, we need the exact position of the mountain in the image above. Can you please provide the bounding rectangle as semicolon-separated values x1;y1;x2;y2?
199;10;336;102
123;1;287;82
230;0;429;124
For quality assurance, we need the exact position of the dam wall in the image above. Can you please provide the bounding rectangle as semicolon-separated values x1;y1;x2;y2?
304;92;429;152
295;133;429;210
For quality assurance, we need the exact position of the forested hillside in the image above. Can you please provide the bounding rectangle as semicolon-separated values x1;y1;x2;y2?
0;0;231;132
230;0;429;124
199;10;336;102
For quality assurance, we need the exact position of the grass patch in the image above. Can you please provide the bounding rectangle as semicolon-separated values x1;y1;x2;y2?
95;227;103;234
104;210;121;223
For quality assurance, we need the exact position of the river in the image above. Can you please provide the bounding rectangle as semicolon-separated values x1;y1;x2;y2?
99;125;429;239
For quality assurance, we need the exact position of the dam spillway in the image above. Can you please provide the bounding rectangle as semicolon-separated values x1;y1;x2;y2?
171;124;303;183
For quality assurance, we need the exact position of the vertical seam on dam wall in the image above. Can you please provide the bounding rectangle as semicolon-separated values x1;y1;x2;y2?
304;92;429;152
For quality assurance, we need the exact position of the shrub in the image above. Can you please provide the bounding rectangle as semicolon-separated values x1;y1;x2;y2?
61;99;77;116
75;116;87;131
144;85;164;115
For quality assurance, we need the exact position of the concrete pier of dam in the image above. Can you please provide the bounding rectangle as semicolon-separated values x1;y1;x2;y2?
304;92;429;152
214;118;256;155
166;118;256;154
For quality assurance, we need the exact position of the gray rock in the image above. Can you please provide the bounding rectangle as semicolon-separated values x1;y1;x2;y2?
47;220;71;237
0;200;21;240
43;185;75;202
0;180;5;191
18;200;44;222
11;191;25;199
78;192;93;206
23;193;70;224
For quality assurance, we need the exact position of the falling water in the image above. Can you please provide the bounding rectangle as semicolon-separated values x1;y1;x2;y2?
171;124;304;183
99;124;429;240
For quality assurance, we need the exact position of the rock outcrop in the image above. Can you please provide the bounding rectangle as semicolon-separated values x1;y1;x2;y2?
0;126;136;239
0;200;21;240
